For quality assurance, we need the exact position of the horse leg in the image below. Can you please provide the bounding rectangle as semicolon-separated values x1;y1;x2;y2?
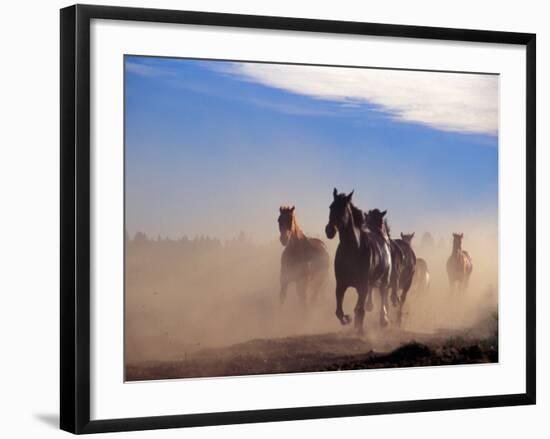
335;282;351;325
280;278;289;305
422;271;430;293
398;278;413;327
296;278;307;312
379;286;390;327
309;271;326;306
365;287;374;312
463;264;472;292
457;270;466;293
354;286;368;335
390;281;399;308
310;279;320;307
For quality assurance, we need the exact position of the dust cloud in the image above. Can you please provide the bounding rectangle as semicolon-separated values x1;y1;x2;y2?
125;213;498;367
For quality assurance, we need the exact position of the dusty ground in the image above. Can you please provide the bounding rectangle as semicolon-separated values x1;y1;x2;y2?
126;316;497;381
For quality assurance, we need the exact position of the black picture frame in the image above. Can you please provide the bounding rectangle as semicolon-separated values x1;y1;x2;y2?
60;4;536;434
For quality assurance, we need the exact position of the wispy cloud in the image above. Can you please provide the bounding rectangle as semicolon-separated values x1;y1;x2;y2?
244;96;337;117
219;63;499;135
125;60;176;78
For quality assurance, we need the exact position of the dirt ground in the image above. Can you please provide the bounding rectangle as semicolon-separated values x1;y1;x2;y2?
126;316;497;381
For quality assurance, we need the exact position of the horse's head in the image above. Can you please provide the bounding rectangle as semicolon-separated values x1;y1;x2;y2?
325;188;354;239
278;205;295;246
452;232;464;250
400;232;415;244
366;208;387;231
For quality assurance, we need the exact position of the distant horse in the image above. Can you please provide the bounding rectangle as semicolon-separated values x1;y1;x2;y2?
421;232;435;251
278;206;329;308
446;233;473;293
413;258;430;293
325;189;392;333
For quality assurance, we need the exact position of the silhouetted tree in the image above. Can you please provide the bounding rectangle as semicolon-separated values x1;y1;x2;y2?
133;231;148;243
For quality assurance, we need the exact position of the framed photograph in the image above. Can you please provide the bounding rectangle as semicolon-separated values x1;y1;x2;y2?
60;4;536;434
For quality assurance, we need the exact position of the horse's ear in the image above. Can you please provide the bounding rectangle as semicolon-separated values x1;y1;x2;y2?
381;210;387;217
346;190;354;201
333;187;338;199
411;232;415;238
279;206;283;213
290;206;295;212
460;233;464;238
400;232;404;239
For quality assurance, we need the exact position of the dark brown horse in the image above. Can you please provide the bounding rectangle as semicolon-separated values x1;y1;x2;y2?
325;190;392;333
390;232;416;325
364;212;415;326
446;233;473;293
278;206;329;308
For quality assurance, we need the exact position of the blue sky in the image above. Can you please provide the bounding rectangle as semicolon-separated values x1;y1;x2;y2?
125;56;498;242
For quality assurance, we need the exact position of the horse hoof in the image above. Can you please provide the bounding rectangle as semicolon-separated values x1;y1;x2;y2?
380;317;389;328
365;302;373;312
391;295;398;307
342;314;352;325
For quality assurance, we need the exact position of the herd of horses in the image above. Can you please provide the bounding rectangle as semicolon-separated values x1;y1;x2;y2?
277;188;473;334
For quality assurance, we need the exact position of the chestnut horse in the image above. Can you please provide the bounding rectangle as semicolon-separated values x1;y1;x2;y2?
278;206;329;308
446;233;473;293
325;190;392;333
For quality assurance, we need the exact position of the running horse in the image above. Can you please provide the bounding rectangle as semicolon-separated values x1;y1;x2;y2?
413;257;430;293
277;206;329;308
395;233;418;302
446;233;473;293
325;189;392;333
405;232;429;294
366;214;417;326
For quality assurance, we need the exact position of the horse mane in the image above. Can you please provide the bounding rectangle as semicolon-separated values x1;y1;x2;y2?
279;205;306;241
384;219;391;237
349;203;366;226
